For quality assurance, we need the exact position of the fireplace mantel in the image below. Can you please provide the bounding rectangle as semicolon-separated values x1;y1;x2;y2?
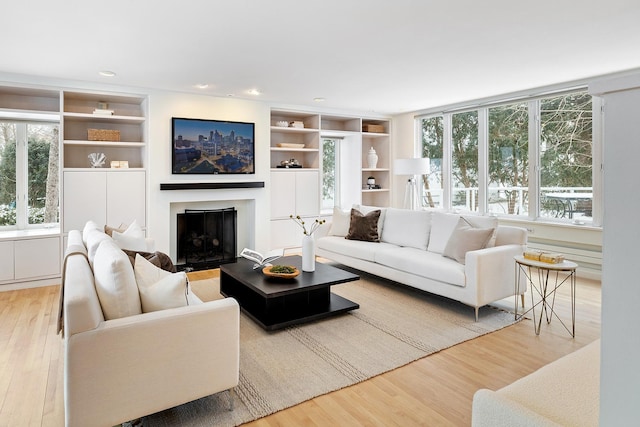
160;182;264;191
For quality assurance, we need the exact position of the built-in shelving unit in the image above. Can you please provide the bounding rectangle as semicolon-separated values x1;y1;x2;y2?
269;108;391;249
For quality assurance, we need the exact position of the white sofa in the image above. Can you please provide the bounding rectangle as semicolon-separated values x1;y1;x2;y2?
472;339;600;426
316;206;528;320
61;226;240;427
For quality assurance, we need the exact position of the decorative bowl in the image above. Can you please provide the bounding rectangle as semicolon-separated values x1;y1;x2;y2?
262;265;300;279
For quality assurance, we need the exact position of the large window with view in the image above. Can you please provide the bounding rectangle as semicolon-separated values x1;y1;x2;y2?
0;121;59;229
322;138;339;210
418;89;596;225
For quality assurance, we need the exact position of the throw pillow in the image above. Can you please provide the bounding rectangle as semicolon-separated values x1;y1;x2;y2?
123;249;177;273
427;211;461;254
346;208;381;242
134;254;190;313
442;217;495;264
328;207;351;237
104;223;127;237
112;231;148;252
93;238;142;320
353;204;386;237
82;220;101;246
85;228;111;265
463;215;499;247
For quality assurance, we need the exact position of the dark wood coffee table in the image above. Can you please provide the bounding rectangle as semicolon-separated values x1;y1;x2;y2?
220;256;359;331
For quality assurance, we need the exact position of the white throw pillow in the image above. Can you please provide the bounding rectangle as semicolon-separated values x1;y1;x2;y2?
121;219;144;238
93;239;142;320
427;211;461;254
353;204;386;238
86;228;111;265
442;217;495;264
380;208;432;250
463;215;498;247
112;231;148;252
82;220;101;246
328;207;351;237
134;254;190;313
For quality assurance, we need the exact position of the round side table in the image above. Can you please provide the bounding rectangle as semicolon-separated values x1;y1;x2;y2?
514;255;578;337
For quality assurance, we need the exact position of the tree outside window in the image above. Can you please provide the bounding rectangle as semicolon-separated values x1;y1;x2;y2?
451;111;478;212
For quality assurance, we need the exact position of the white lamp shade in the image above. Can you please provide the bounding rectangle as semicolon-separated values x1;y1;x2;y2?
394;158;430;175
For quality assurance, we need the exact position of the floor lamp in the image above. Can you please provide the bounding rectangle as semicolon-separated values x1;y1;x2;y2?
394;158;430;210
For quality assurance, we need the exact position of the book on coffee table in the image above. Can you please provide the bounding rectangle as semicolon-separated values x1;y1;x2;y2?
240;247;284;269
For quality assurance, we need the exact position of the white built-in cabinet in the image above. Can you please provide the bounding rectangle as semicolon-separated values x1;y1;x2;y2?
0;235;61;284
0;84;147;285
63;170;146;232
269;109;391;249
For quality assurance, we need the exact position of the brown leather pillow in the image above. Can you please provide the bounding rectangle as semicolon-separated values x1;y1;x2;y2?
122;249;177;273
346;208;381;242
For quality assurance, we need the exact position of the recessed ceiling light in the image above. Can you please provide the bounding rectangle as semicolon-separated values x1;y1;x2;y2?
98;70;116;77
247;89;261;96
195;83;209;89
314;97;326;102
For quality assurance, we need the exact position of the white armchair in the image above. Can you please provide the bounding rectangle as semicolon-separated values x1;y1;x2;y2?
62;230;240;427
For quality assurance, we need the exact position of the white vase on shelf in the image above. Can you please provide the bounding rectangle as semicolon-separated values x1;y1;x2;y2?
301;234;315;272
367;147;378;169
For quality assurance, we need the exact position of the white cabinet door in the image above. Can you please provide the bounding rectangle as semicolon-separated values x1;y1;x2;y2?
295;170;320;217
270;218;300;249
106;171;146;228
14;237;61;280
63;171;107;232
270;171;296;219
0;241;14;281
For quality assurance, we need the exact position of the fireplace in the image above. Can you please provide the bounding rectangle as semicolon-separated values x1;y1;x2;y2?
176;208;237;271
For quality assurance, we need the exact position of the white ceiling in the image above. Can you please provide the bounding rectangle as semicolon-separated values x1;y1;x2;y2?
3;0;640;115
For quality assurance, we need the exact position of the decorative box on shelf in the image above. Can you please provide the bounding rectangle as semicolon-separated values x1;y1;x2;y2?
363;124;385;133
88;129;121;141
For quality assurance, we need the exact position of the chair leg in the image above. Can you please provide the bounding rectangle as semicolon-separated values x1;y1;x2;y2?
475;307;479;322
521;293;525;308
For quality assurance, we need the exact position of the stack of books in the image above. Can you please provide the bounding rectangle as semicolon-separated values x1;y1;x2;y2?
523;248;565;264
93;108;114;116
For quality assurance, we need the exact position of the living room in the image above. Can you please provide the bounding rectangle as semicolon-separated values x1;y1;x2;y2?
1;1;639;426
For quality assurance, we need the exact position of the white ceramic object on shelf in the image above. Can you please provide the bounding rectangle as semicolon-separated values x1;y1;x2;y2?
367;147;378;169
276;121;289;127
301;234;315;272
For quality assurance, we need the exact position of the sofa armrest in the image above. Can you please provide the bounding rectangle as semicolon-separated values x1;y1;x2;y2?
65;297;240;426
465;244;526;307
472;389;561;427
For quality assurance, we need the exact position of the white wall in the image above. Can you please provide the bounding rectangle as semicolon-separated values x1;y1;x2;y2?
590;74;640;426
390;112;418;207
145;91;272;256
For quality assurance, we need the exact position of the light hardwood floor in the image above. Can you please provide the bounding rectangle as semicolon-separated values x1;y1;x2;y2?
0;269;600;427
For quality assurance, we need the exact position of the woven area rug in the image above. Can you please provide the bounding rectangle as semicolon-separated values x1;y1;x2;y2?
142;270;517;426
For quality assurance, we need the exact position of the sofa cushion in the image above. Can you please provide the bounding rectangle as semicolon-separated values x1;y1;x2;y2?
427;212;461;254
134;254;191;313
346;208;381;242
375;246;466;287
328;207;351;237
317;236;397;262
442;217;495;264
112;219;147;251
92;238;142;320
381;208;431;250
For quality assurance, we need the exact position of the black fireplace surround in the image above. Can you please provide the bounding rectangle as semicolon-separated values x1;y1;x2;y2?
176;208;237;271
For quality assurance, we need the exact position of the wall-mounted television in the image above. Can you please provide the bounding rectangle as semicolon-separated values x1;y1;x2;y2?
172;117;255;174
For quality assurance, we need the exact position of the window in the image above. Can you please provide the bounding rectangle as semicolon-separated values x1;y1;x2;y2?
322;138;339;210
0;121;59;229
418;89;597;225
451;111;479;212
539;92;592;220
420;116;444;208
488;102;529;216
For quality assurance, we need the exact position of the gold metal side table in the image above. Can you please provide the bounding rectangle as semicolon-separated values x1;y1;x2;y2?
514;255;578;337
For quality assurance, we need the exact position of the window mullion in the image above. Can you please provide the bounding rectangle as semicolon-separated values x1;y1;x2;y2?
442;114;452;210
528;100;540;220
477;108;488;214
15;124;28;229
